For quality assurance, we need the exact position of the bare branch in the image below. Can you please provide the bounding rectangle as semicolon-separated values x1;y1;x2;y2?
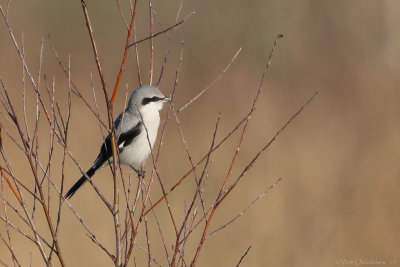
170;113;221;266
48;41;108;129
115;0;129;29
133;23;142;86
80;0;108;99
144;108;253;216
156;1;183;86
207;178;282;238
148;0;154;85
217;34;283;201
127;12;195;48
110;0;138;105
177;48;241;114
1;235;21;267
219;91;317;205
235;246;251;267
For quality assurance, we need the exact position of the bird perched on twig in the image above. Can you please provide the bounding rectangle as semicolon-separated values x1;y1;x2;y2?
65;85;170;199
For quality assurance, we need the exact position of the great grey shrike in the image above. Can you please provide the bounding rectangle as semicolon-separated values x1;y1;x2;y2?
65;85;170;199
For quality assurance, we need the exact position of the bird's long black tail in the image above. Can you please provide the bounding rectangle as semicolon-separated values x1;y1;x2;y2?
65;165;98;199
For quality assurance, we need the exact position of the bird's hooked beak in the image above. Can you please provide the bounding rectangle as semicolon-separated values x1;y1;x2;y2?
162;97;171;103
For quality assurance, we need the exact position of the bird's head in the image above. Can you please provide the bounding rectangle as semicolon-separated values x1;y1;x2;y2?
127;85;170;114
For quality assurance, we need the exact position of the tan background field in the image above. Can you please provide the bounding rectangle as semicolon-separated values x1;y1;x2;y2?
0;0;399;266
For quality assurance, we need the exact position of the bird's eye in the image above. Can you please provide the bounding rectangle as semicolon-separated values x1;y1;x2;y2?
142;96;162;105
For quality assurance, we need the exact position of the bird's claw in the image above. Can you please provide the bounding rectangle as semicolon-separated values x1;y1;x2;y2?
137;168;145;178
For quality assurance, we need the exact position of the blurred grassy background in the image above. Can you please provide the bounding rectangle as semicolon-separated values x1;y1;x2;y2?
1;0;399;266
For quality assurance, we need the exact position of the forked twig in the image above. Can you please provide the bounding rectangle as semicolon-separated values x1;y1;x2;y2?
135;104;178;233
217;34;283;200
0;235;21;267
0;175;20;267
170;113;221;266
48;41;108;129
127;12;195;48
207;178;282;238
0;10;66;264
177;48;241;114
190;91;317;266
0;0;317;265
220;91;318;204
80;1;122;265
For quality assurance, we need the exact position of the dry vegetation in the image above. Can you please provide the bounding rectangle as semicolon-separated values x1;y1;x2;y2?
0;1;318;266
1;1;398;267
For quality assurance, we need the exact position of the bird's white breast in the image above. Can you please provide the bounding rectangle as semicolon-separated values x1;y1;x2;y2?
120;106;161;169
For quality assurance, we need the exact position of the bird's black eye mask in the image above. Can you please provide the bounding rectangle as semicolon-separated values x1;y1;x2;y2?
142;96;164;105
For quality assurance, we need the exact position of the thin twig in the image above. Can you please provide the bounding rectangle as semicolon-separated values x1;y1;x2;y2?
149;198;170;266
127;43;185;264
141;184;152;267
190;35;284;266
21;32;30;144
127;12;195;48
171;104;206;215
1;235;21;267
148;0;154;85
65;198;116;262
0;32;62;263
0;259;11;267
156;0;183;86
80;0;108;99
190;91;317;266
144;108;253;216
133;241;162;267
177;48;241;114
5;0;11;17
52;61;72;262
48;40;108;129
110;0;138;105
116;0;129;29
133;23;142;86
220;92;318;204
135;104;178;234
1;169;22;205
217;34;283;200
235;246;251;267
207;178;282;238
0;206;56;253
80;3;122;265
1;176;20;267
170;113;220;266
46;179;116;262
0;215;52;252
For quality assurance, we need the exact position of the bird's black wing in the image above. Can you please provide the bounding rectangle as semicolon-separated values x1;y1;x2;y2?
64;121;142;199
95;121;143;166
118;121;143;149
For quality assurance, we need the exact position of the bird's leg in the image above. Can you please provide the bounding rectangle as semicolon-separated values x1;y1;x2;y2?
133;162;146;178
136;168;146;179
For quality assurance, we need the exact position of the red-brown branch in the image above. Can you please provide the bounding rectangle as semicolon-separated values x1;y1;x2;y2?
111;0;138;105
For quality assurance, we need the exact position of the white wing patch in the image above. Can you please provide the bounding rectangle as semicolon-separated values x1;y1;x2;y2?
119;141;125;148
